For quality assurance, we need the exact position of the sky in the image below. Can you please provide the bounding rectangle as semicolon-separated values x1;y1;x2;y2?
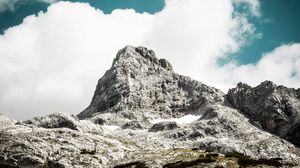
0;0;299;120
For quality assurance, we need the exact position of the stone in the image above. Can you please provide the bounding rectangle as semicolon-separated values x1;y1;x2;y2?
0;113;15;129
159;58;173;70
91;117;106;125
121;120;144;130
22;112;81;131
149;121;179;132
284;122;300;146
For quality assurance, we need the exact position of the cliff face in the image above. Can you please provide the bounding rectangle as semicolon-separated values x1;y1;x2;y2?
78;46;224;120
1;46;300;168
227;81;300;146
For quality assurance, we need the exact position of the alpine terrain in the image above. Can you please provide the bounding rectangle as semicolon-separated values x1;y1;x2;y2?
1;46;300;168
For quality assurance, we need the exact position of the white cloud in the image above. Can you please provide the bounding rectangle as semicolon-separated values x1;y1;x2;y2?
0;0;20;12
193;43;300;92
0;1;153;120
233;0;261;17
217;43;300;89
0;0;298;120
0;0;57;12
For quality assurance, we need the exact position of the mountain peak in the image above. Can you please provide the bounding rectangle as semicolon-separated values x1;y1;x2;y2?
227;80;300;145
77;46;223;119
2;47;300;168
112;45;173;71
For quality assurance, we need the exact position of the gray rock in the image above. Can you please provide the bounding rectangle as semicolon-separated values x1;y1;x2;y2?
0;113;15;129
285;122;300;146
121;120;144;130
78;45;224;122
91;116;106;125
159;58;173;71
149;121;179;132
22;112;81;131
227;81;300;146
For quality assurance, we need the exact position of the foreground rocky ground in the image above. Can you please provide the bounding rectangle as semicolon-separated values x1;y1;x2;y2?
1;46;300;168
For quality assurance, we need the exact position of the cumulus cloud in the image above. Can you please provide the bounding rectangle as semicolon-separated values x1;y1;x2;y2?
0;2;153;120
0;0;57;12
219;44;300;89
0;0;299;120
233;0;261;17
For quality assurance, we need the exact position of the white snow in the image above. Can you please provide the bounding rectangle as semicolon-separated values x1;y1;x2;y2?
150;114;201;125
102;125;120;131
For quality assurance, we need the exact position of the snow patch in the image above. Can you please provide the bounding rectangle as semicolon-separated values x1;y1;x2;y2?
102;125;120;131
150;114;201;125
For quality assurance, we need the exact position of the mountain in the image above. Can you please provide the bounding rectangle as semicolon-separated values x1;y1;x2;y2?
78;46;224;125
78;46;224;119
227;81;300;146
0;46;300;168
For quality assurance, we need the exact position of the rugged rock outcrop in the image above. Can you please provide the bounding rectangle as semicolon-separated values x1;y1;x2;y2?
22;112;82;130
149;121;179;132
77;45;224;120
227;81;300;146
0;113;15;128
121;120;144;130
1;46;300;167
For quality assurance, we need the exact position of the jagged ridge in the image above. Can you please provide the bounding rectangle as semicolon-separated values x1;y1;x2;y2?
227;81;300;146
0;46;300;168
78;45;224;119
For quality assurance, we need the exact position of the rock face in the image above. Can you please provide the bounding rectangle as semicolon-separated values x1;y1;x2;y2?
1;46;300;167
22;112;82;130
227;81;300;146
77;46;224;120
121;120;144;130
0;113;15;128
149;121;179;132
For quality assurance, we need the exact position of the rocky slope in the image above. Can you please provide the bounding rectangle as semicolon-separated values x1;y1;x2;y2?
227;81;300;146
0;46;300;168
78;46;224;121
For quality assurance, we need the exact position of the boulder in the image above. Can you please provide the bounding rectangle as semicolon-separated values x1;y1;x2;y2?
23;112;81;130
149;121;179;132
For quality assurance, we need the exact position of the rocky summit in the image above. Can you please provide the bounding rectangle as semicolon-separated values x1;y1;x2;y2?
1;46;300;168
